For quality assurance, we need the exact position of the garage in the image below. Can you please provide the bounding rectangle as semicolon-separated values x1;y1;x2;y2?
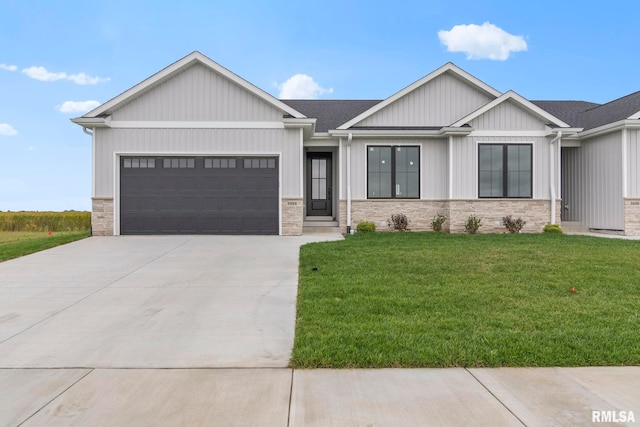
120;156;279;235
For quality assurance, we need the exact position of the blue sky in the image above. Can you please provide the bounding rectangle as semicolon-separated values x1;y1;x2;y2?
1;0;638;211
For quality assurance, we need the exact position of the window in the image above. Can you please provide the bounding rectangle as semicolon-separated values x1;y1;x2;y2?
243;158;276;169
478;144;532;198
163;158;195;168
122;157;155;168
367;146;419;198
204;158;237;168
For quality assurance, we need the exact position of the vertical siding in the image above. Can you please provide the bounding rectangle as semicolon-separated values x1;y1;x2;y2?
627;129;640;197
357;72;494;127
470;100;546;130
582;132;624;230
111;63;283;122
345;138;447;200
561;147;583;222
94;128;302;197
451;136;551;199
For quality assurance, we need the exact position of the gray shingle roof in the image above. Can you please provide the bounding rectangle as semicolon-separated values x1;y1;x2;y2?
283;93;640;133
281;100;380;132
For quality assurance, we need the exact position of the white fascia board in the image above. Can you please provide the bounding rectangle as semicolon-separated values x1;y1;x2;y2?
329;129;444;138
577;120;640;140
336;62;502;130
451;90;572;128
283;118;317;139
107;121;286;129
439;127;473;136
70;117;109;127
83;51;306;119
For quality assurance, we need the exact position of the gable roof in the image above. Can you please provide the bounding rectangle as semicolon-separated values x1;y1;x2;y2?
452;90;572;128
336;62;502;130
80;51;306;120
281;100;380;132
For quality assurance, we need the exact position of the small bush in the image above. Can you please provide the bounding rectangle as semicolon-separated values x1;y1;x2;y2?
543;223;563;234
356;221;376;233
465;215;482;234
388;213;409;231
502;215;527;234
431;214;447;232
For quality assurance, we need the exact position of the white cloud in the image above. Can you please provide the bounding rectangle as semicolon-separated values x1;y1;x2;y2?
57;100;101;114
0;123;18;136
438;22;527;60
22;66;110;85
0;63;17;71
278;74;333;99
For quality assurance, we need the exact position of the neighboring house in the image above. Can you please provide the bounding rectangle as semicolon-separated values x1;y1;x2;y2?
72;51;640;236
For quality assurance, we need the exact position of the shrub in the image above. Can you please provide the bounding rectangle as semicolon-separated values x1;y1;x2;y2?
502;215;527;234
543;223;564;234
431;214;447;232
356;221;376;233
464;215;482;234
388;213;409;231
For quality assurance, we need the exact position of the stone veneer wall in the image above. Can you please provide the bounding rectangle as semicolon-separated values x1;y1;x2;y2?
340;199;560;234
91;197;114;236
281;198;303;236
448;199;559;234
624;198;640;236
339;199;450;233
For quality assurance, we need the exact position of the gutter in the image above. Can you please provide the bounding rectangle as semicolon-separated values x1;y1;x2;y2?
549;131;562;224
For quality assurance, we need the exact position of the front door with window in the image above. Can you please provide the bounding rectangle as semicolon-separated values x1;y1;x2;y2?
306;152;332;216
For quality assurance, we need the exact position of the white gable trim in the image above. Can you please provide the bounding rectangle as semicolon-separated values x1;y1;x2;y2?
629;110;640;120
82;51;306;119
336;63;502;130
452;90;571;128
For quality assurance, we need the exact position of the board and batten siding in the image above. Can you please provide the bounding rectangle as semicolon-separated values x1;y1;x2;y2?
581;132;624;230
111;63;283;122
450;135;553;199
93;127;302;197
356;72;494;127
626;129;640;197
469;100;547;130
561;147;584;222
344;138;448;200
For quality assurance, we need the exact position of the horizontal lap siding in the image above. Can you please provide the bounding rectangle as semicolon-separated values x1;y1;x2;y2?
94;128;301;197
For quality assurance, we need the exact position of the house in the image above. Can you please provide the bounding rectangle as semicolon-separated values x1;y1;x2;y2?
72;51;640;236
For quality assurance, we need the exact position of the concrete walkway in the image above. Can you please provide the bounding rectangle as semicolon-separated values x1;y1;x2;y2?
1;235;639;426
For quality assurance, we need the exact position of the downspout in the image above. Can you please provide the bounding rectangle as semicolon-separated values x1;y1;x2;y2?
346;132;353;234
549;131;562;224
83;127;95;235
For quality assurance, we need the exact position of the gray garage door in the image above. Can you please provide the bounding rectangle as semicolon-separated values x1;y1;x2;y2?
120;156;279;235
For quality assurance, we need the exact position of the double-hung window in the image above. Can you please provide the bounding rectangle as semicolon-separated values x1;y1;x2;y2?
367;146;419;198
478;144;532;198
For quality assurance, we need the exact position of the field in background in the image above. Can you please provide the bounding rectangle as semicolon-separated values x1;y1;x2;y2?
0;211;91;232
0;211;92;262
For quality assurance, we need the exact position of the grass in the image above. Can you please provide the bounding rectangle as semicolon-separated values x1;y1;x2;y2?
0;231;91;262
292;232;640;368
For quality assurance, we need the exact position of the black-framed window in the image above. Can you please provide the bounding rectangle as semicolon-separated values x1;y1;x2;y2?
367;146;419;198
478;144;532;198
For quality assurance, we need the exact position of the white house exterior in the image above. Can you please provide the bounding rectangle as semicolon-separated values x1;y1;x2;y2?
73;51;640;236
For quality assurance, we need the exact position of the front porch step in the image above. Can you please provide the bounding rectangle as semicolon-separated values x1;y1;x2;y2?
560;221;588;234
303;219;341;234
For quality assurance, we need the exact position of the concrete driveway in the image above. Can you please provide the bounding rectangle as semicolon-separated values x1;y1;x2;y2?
0;235;339;369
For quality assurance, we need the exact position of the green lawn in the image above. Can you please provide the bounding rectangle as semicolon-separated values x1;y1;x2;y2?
0;231;90;262
292;232;640;368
